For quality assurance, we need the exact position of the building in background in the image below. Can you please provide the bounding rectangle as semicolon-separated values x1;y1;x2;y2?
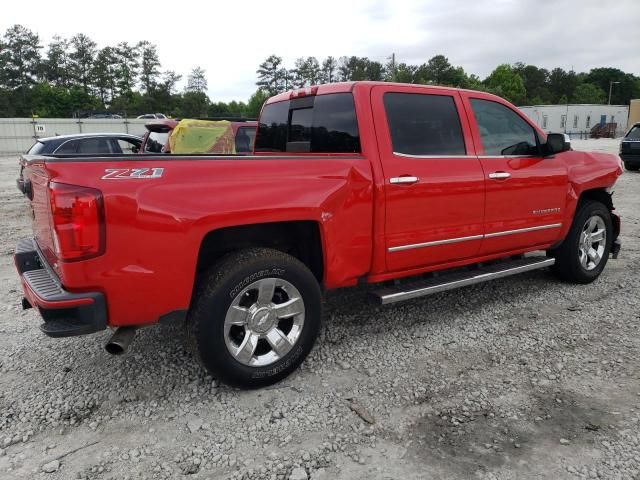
627;100;640;129
519;104;629;138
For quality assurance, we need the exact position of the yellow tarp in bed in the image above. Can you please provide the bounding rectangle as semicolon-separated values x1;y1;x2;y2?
168;119;236;154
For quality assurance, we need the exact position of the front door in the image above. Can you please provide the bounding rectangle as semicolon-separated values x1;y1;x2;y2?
371;86;485;273
462;94;568;256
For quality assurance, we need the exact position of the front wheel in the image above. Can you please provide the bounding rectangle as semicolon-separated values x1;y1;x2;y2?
187;248;322;389
550;200;612;284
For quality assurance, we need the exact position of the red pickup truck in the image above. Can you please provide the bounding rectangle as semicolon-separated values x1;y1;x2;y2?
15;82;622;388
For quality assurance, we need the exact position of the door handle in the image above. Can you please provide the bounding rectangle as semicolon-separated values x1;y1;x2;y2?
390;176;419;185
488;171;511;180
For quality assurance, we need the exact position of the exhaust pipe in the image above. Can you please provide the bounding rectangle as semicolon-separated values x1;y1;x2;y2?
105;327;137;355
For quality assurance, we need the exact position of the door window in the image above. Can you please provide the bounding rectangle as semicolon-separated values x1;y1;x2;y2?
145;132;169;153
471;99;538;156
383;93;466;156
115;138;141;154
77;137;113;154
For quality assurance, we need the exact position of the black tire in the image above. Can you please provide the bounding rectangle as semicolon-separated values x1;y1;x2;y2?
550;200;612;284
187;248;322;389
624;161;639;172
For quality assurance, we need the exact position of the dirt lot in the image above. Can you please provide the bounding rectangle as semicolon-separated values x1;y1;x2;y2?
0;139;638;480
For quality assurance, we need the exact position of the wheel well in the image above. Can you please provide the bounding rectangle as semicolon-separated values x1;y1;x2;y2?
578;187;619;239
195;221;324;283
579;188;613;211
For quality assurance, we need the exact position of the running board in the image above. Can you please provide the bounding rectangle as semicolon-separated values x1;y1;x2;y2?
370;257;555;305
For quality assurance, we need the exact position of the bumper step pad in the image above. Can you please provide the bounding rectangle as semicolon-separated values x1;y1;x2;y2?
15;238;107;337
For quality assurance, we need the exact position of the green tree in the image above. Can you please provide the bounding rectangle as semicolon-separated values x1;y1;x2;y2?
292;57;321;87
113;42;139;98
394;63;417;83
186;66;207;93
571;83;606;104
44;36;72;87
337;56;384;81
69;33;96;94
0;24;41;89
585;67;638;105
161;70;182;94
180;91;209;117
92;47;118;107
256;55;287;94
484;64;526;104
321;56;338;83
513;63;551;104
548;68;578;103
138;41;161;93
246;89;270;118
415;55;462;86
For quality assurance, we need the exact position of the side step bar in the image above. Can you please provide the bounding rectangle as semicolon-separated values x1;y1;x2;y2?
370;256;555;305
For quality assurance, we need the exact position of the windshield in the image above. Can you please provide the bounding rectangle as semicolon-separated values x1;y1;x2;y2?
626;125;640;140
145;132;169;153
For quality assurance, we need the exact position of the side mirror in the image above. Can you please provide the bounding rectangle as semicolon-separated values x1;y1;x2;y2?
544;133;571;156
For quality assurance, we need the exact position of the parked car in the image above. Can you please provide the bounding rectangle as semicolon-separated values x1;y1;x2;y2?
620;122;640;171
25;133;143;155
141;118;257;154
137;113;167;120
87;113;123;119
15;81;622;389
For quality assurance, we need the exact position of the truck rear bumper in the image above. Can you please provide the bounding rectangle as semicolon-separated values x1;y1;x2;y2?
14;238;107;337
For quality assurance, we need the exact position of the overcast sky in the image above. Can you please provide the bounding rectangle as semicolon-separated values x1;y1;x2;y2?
4;0;640;102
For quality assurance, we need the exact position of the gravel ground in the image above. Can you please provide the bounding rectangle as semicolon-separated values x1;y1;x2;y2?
0;138;638;480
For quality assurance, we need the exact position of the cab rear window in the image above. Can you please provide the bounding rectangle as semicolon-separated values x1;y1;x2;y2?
255;93;360;154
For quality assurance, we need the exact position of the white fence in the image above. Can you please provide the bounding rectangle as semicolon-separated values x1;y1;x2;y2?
0;118;150;154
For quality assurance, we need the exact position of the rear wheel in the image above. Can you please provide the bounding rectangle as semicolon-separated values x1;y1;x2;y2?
188;248;322;389
550;200;612;283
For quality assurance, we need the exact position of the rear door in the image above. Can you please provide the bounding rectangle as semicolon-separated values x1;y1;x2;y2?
371;85;485;272
462;94;568;255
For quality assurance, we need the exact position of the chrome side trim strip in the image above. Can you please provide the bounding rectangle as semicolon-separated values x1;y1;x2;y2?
484;223;562;238
388;223;562;252
388;234;483;252
374;257;556;304
393;152;474;159
477;155;538;159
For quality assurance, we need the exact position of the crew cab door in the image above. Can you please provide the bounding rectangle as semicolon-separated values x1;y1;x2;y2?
371;85;485;272
462;93;568;255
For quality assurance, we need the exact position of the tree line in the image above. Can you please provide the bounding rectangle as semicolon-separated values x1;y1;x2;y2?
0;24;266;118
1;24;639;120
256;54;640;106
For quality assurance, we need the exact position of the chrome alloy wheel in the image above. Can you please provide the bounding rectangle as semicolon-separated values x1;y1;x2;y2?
224;278;305;367
578;215;606;271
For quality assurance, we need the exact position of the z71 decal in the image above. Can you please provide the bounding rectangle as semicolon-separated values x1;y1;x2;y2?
102;168;164;180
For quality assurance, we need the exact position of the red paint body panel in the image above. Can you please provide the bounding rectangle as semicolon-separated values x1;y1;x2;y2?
370;85;485;271
18;82;623;328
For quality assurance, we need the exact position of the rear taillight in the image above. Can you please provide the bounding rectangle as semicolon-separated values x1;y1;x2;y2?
48;182;105;262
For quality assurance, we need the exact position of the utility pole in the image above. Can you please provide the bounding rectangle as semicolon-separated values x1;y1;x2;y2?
389;53;396;82
608;81;620;105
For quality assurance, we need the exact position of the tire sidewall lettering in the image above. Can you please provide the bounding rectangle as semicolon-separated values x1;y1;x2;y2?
229;268;286;299
251;344;304;379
